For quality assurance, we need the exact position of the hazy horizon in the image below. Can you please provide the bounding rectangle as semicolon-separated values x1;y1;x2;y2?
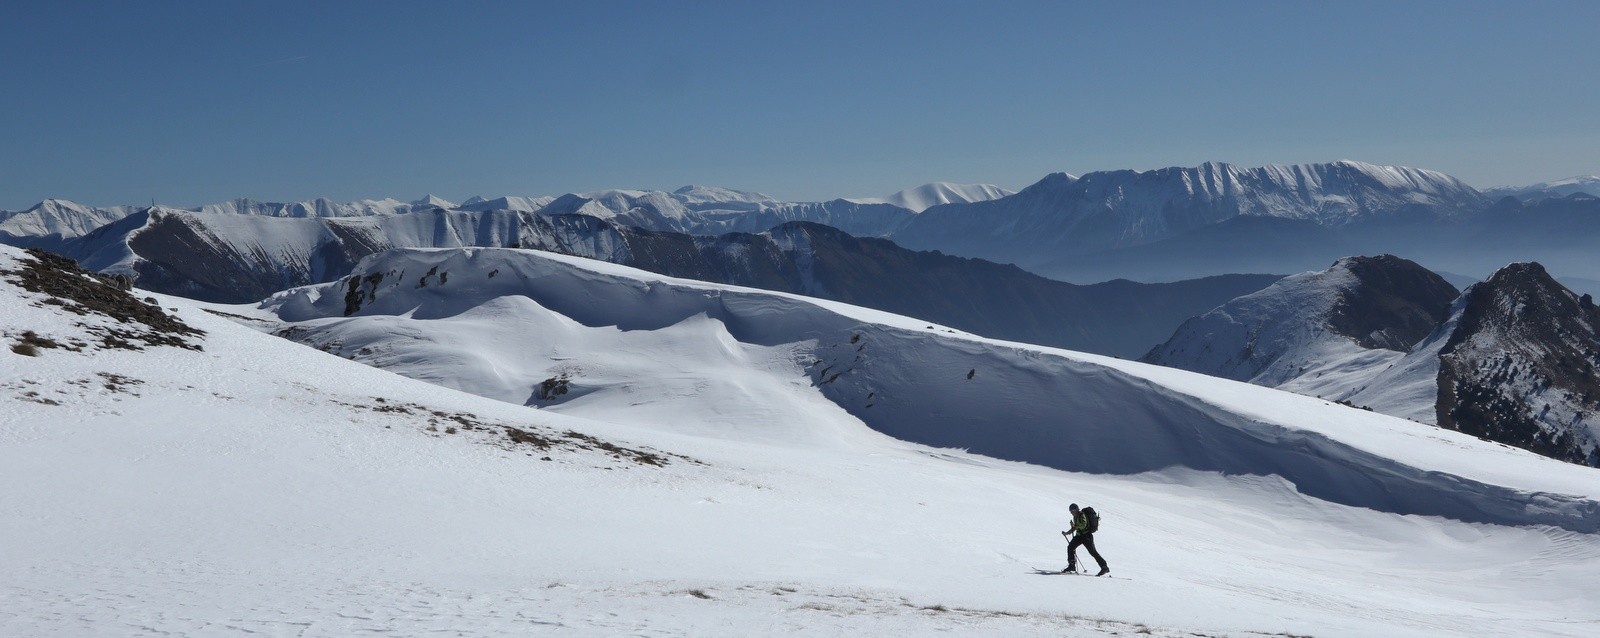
4;1;1597;210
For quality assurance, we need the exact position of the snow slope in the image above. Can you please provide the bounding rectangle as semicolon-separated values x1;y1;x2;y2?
6;245;1600;637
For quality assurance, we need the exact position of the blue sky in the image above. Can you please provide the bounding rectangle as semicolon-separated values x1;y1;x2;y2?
3;0;1596;209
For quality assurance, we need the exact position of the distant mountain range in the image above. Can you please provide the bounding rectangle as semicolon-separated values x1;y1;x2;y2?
1484;176;1600;201
891;160;1486;263
9;160;1598;287
0;181;1010;245
1145;255;1600;467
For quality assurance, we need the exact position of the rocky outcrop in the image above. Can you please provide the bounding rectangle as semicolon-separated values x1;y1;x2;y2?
1436;263;1600;466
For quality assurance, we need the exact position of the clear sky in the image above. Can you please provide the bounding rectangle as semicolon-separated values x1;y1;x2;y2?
3;0;1597;210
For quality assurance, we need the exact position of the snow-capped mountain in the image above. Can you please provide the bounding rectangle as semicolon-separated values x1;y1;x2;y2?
456;195;557;212
1146;257;1600;466
0;198;140;246
7;242;1600;636
671;184;780;207
846;182;1014;213
194;194;459;218
1485;175;1600;201
890;161;1488;267
0;196;465;252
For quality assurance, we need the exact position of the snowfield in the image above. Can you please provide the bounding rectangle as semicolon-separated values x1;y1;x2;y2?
3;243;1600;636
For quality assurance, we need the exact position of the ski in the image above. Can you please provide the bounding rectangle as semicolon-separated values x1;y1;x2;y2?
1030;568;1127;580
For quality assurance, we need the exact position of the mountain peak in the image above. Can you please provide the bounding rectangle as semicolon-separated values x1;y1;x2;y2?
410;194;455;209
1438;261;1600;465
847;182;1015;213
670;185;777;206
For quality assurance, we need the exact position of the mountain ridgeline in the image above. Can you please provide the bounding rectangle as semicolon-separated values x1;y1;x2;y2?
9;160;1598;290
1145;256;1600;467
51;207;1276;358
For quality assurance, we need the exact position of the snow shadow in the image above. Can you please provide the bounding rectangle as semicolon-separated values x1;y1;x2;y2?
810;329;1600;533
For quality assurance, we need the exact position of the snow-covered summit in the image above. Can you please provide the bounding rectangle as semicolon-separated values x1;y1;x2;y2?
847;182;1014;213
671;184;779;206
456;195;557;212
0;199;139;243
411;194;455;210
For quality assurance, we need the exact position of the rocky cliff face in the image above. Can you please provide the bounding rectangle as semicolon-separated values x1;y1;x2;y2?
1436;263;1600;466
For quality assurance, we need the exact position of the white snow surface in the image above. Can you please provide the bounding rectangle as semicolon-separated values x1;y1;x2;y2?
847;182;1015;212
5;243;1600;636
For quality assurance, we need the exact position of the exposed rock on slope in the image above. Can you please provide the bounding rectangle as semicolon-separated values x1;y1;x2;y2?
1436;263;1600;466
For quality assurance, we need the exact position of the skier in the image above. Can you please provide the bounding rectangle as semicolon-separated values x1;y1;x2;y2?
1061;503;1109;576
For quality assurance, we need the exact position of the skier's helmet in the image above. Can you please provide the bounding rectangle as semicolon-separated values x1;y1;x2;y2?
1069;503;1079;511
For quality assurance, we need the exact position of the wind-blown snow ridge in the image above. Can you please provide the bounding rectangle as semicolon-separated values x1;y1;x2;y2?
260;246;1600;532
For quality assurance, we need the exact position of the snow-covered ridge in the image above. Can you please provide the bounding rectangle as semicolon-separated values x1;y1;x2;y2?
846;182;1014;212
258;246;1600;531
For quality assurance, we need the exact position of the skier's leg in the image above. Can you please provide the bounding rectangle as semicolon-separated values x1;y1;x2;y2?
1065;535;1083;571
1083;534;1108;572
